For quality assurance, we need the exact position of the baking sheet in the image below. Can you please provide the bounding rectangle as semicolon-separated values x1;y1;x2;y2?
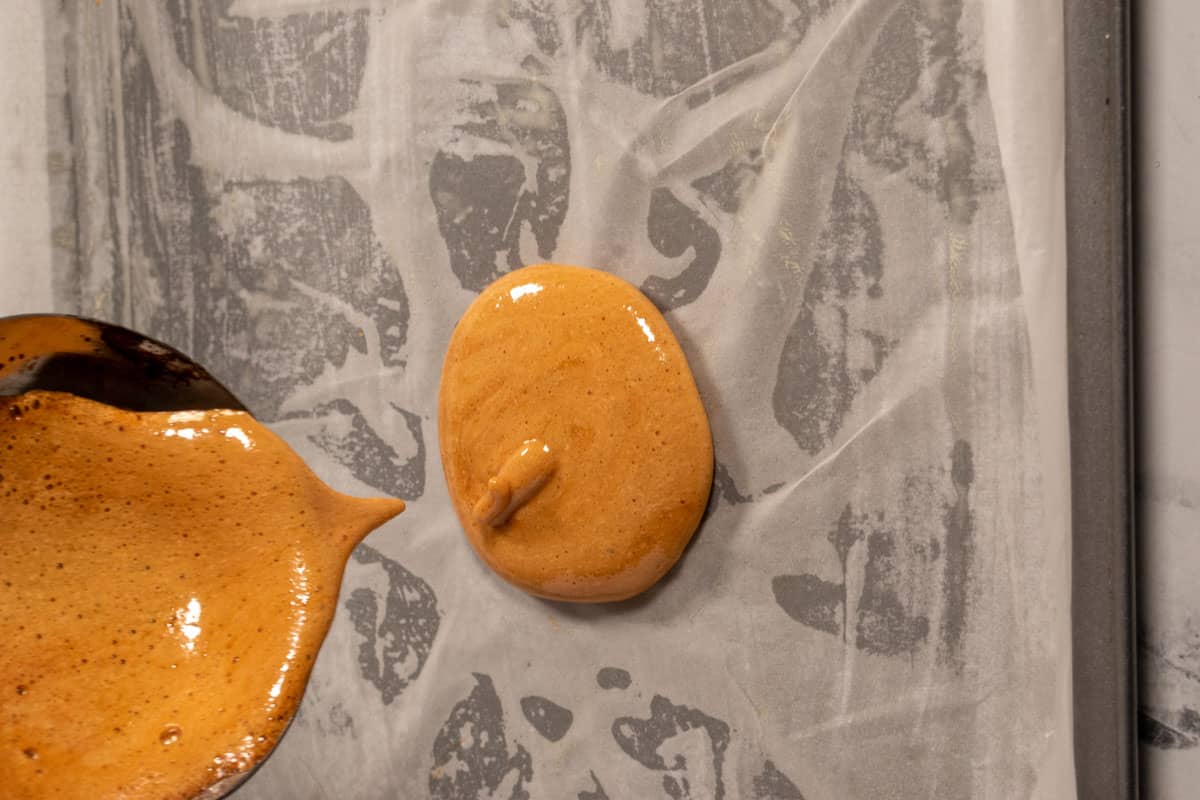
1063;0;1135;797
8;1;1073;797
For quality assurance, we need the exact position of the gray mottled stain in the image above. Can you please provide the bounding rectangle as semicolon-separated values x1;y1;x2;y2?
772;507;867;644
117;8;206;344
1141;709;1200;750
507;0;562;56
920;0;987;224
429;79;569;292
344;544;439;705
789;1;840;42
430;152;528;289
519;695;574;742
431;673;533;800
318;701;357;740
772;167;887;456
701;461;752;523
116;11;405;409
287;697;351;743
640;187;722;311
576;0;783;98
829;505;865;575
848;0;993;220
829;504;867;642
612;695;731;800
164;0;368;141
771;574;841;637
596;666;632;690
198;177;409;419
846;2;921;174
773;448;976;658
1141;470;1200;510
856;529;930;655
774;0;999;459
1142;632;1200;751
939;440;974;662
121;33;426;496
753;760;806;800
578;771;611;800
691;149;763;214
286;398;426;500
714;462;752;504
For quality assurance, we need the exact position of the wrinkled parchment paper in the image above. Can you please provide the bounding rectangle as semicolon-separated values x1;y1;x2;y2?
1;1;1072;797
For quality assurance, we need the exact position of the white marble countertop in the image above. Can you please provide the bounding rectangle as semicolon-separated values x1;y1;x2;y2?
1137;2;1200;798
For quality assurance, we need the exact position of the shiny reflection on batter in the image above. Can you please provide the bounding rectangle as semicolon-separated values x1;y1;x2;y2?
179;598;202;652
508;282;544;303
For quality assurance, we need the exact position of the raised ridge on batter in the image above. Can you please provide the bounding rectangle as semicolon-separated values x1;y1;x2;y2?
438;263;713;602
0;391;405;799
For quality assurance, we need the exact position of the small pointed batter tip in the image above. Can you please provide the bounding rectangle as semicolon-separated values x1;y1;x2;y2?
473;439;556;527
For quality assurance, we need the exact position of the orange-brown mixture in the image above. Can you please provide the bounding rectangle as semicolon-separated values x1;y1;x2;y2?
0;316;104;380
0;391;404;799
439;263;713;602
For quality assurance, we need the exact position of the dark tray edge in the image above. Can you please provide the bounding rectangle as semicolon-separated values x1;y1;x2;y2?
1064;0;1137;797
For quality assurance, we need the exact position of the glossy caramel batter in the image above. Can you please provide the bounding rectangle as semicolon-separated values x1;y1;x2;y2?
439;264;713;602
0;316;104;380
0;391;404;799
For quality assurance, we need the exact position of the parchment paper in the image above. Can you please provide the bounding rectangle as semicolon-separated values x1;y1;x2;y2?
4;1;1072;797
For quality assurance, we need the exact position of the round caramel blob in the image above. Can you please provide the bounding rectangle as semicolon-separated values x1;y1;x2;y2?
438;263;714;602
